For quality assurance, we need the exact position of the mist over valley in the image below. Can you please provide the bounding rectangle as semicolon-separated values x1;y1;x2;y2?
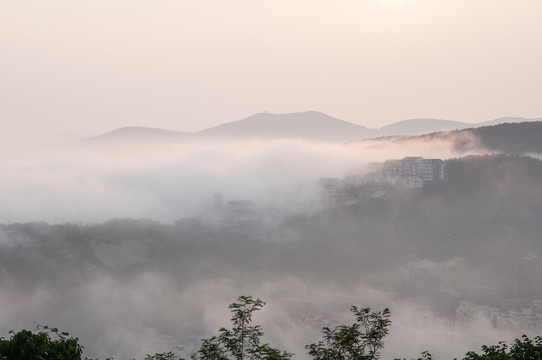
4;1;542;358
2;117;542;359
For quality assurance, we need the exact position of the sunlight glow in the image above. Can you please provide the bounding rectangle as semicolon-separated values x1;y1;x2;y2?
381;0;406;7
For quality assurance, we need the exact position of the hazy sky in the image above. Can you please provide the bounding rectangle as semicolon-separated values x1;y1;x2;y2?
2;0;542;141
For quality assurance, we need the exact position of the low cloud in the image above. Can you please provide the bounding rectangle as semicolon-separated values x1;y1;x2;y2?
0;136;485;224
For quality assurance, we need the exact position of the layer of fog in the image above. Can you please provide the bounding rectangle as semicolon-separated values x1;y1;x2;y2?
0;263;523;360
0;134;483;224
2;134;532;359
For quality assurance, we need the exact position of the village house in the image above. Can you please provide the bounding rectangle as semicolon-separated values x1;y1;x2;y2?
378;157;445;188
192;193;261;235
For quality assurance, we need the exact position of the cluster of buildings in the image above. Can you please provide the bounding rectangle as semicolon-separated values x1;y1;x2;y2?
398;253;542;333
316;176;388;206
176;193;262;235
196;193;259;228
178;157;446;228
316;157;445;205
456;255;542;331
176;156;446;230
368;156;445;189
457;300;542;332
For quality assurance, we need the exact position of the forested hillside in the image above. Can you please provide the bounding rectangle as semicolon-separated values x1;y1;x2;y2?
2;154;542;296
390;122;542;155
1;154;542;358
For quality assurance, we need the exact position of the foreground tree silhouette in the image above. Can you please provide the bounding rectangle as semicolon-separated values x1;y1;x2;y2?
0;325;83;360
145;352;178;360
191;296;292;360
305;306;391;360
462;335;542;360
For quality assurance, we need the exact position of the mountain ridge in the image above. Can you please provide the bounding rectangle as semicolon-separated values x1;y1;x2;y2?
84;126;191;144
81;111;542;144
377;121;542;155
195;111;376;142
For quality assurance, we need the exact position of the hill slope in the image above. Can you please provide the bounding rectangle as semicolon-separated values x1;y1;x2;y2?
477;116;542;127
85;126;191;144
469;122;542;154
379;118;472;136
379;117;542;137
196;111;377;142
388;121;542;155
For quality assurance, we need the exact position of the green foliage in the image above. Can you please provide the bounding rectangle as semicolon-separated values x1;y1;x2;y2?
418;351;433;360
398;335;542;360
191;296;292;360
6;300;542;360
463;335;542;360
305;306;391;360
145;351;179;360
394;350;433;360
0;325;83;360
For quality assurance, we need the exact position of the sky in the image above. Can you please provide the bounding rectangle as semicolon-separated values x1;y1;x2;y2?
2;0;542;141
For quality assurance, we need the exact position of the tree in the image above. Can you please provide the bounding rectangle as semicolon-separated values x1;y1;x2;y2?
191;296;292;360
145;352;178;360
394;350;433;360
0;325;83;360
462;335;542;360
305;306;391;360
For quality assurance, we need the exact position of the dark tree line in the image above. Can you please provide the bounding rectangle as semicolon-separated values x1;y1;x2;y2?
2;296;541;360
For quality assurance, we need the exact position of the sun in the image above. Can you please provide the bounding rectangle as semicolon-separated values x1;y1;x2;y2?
381;0;406;6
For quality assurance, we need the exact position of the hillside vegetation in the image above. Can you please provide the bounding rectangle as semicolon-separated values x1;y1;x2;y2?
1;154;542;357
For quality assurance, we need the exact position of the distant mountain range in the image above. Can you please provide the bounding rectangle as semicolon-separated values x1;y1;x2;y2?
86;126;191;143
81;111;542;144
195;111;374;141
